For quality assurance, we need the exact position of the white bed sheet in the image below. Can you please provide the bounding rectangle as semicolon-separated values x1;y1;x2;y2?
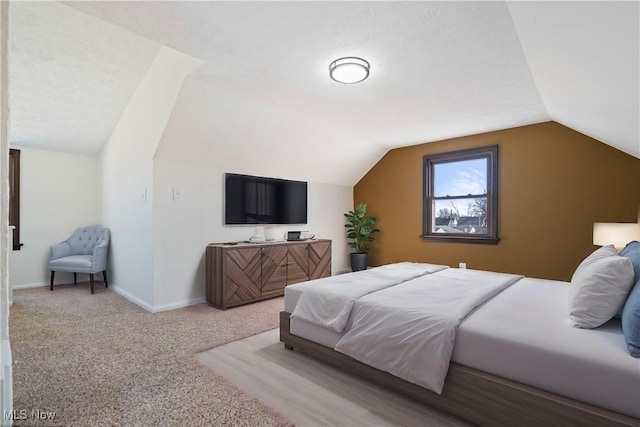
286;275;640;419
453;277;640;419
291;317;342;349
284;262;447;314
334;268;522;393
291;262;448;333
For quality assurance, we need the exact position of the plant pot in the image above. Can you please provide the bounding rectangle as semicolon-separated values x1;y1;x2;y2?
350;253;368;272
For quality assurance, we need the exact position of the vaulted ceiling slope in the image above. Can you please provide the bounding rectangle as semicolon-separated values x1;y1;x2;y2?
508;1;639;158
9;2;160;154
10;1;639;169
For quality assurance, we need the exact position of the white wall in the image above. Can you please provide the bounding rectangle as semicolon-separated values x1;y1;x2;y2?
152;158;352;310
99;46;202;309
150;74;363;311
11;147;99;287
153;76;387;187
1;1;13;416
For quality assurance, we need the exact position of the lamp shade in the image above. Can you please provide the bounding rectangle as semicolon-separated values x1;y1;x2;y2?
329;57;370;84
593;222;639;249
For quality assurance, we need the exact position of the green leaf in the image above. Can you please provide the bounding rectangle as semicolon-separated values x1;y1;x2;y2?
344;202;379;254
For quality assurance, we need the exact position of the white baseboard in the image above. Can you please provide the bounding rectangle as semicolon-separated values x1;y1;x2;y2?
13;282;207;314
14;276;96;290
335;267;352;275
109;285;155;312
110;285;206;313
13;282;48;290
151;297;207;313
13;282;155;312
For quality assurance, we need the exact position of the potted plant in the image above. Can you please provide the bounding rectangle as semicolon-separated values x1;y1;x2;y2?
344;203;380;271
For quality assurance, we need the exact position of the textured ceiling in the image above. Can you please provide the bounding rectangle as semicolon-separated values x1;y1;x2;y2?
65;1;549;151
9;1;639;169
508;1;639;158
9;2;160;154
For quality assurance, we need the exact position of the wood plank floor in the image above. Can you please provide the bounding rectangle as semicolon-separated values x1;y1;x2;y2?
197;329;471;427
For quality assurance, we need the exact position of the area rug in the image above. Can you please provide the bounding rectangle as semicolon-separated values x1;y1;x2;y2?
9;284;293;426
197;330;468;427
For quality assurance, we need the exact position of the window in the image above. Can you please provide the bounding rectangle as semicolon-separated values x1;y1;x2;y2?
9;148;21;250
422;145;498;244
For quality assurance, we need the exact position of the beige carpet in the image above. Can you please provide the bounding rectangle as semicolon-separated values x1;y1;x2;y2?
10;284;292;426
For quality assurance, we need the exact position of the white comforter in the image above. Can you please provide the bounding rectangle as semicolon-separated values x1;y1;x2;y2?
334;268;523;394
290;262;448;333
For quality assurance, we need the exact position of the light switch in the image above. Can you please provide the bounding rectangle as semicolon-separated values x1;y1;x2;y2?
172;187;184;201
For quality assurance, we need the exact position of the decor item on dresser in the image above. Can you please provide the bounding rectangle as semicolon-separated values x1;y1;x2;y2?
249;226;266;243
206;239;331;309
344;203;379;271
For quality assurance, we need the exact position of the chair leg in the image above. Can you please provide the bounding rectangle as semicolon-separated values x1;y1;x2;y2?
73;273;77;285
102;270;108;288
89;274;95;295
50;271;55;291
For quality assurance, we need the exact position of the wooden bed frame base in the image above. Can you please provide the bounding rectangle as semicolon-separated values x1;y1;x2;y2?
280;311;640;427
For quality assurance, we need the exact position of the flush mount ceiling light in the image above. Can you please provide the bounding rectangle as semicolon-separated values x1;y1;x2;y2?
329;57;370;84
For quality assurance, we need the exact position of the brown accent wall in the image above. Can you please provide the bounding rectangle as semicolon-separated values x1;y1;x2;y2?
354;122;640;281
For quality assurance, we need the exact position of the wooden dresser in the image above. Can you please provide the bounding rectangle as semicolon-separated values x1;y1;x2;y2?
206;239;331;309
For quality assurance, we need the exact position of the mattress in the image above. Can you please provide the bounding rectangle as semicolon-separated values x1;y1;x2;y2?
453;277;640;419
286;275;640;419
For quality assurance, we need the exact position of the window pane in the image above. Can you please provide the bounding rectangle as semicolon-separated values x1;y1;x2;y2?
9;149;21;250
423;145;497;243
432;197;488;234
9;151;15;225
433;158;487;197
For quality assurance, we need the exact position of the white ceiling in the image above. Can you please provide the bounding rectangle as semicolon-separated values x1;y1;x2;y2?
508;1;639;158
9;2;159;154
8;1;640;166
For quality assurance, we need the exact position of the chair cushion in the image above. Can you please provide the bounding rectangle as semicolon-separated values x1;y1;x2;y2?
48;255;94;271
67;226;110;255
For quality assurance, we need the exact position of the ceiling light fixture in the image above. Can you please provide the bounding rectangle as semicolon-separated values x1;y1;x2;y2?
329;57;370;84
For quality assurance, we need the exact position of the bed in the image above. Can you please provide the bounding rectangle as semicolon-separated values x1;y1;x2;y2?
279;261;640;427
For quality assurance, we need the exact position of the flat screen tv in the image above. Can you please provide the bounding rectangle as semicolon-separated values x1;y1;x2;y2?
225;173;308;225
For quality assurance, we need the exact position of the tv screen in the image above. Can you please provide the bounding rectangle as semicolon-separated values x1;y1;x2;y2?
225;173;308;225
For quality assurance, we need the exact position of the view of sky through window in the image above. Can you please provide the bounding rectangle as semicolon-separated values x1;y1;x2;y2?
424;145;497;241
433;158;487;197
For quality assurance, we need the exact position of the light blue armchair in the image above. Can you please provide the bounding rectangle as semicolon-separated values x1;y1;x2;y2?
48;225;110;294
